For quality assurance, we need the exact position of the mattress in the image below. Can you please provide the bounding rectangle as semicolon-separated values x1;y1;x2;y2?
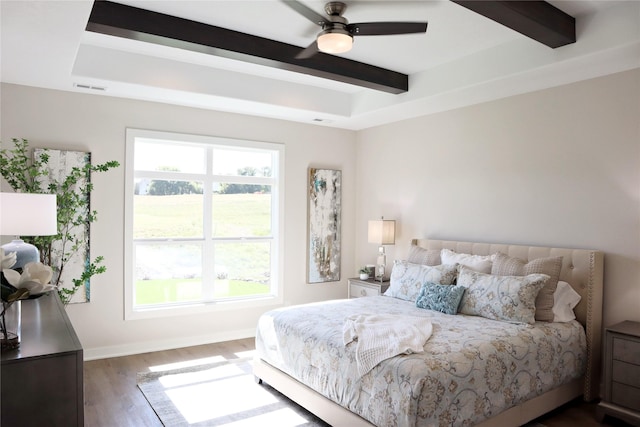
255;295;586;427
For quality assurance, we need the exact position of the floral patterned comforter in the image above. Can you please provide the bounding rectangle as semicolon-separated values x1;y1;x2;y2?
255;296;586;427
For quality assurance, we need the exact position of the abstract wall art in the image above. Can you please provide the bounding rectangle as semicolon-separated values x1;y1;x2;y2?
307;168;342;283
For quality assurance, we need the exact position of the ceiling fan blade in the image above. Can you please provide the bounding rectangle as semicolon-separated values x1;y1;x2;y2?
348;22;428;36
282;0;329;26
295;40;319;59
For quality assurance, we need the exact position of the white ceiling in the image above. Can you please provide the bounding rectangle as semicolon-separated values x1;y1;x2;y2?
1;1;639;130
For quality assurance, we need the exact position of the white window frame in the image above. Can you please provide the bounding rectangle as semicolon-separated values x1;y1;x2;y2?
124;129;285;320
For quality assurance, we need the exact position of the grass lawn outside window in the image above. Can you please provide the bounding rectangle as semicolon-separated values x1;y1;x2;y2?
125;129;284;318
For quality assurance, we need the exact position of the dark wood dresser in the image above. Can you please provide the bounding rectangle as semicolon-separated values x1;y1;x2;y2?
1;292;84;427
597;320;640;426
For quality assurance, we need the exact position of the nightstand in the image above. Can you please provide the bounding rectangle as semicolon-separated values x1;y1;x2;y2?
597;320;640;426
348;277;390;298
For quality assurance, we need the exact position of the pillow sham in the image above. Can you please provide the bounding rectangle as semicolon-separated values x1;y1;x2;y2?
552;281;581;322
384;260;458;302
407;245;441;266
416;282;466;315
441;249;494;273
491;252;563;322
457;266;549;324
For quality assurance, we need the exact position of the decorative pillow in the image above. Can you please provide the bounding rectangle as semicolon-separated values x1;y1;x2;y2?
491;252;563;322
457;266;549;324
416;282;466;315
440;249;494;273
552;281;581;322
407;245;441;266
384;260;458;302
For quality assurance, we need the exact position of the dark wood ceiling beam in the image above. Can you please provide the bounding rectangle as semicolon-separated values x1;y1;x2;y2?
451;1;575;48
85;1;408;94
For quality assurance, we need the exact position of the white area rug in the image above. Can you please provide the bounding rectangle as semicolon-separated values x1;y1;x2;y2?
137;357;329;426
138;356;549;426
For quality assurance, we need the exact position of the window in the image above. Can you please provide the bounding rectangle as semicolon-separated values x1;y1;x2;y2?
124;129;284;319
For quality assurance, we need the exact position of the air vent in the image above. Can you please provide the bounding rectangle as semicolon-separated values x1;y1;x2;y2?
74;83;106;91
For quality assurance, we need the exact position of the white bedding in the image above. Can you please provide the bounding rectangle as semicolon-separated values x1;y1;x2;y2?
342;313;433;377
256;296;587;427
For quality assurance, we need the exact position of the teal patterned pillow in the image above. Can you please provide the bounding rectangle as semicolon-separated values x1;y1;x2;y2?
415;282;466;315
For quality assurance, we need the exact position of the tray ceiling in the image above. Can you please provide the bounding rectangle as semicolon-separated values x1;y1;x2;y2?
1;1;638;130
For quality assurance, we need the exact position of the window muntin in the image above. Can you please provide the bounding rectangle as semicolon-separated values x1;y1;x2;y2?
125;130;283;316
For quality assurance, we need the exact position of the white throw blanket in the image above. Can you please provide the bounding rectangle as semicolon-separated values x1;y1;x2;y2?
343;313;433;377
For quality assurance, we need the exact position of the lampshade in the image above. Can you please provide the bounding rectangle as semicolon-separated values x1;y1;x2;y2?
317;30;353;54
1;193;58;236
368;218;396;246
1;192;57;269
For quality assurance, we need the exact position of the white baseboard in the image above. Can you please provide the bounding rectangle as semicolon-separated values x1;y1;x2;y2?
82;328;256;361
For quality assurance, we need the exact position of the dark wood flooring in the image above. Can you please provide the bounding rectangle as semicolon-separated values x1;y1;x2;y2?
83;338;632;427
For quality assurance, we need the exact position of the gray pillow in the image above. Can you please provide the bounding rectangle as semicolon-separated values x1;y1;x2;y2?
491;252;563;322
406;245;441;266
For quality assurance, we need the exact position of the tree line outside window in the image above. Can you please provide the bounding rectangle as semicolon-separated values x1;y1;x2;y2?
135;166;272;196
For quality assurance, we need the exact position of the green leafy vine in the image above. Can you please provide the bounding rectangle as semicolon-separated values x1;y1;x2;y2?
0;138;119;305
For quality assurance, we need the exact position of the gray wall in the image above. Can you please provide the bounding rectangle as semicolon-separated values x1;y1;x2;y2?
356;69;640;328
2;68;638;357
1;83;357;358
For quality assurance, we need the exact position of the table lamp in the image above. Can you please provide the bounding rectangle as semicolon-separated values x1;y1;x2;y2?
367;217;395;282
1;192;57;269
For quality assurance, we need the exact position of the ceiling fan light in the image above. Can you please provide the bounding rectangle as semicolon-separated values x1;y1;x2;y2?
317;31;353;54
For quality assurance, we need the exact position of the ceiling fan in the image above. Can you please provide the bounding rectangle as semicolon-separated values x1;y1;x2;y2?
283;1;428;58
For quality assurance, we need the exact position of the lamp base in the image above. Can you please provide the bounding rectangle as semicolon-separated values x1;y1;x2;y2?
376;246;386;282
1;239;39;270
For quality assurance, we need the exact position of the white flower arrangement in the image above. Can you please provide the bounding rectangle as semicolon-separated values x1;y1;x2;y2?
1;249;17;270
1;249;55;296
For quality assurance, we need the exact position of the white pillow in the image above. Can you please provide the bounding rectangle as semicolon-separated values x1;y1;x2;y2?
552;281;581;322
440;249;494;274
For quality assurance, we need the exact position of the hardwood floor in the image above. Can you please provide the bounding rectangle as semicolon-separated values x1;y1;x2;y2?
534;399;631;427
84;338;255;427
84;338;631;426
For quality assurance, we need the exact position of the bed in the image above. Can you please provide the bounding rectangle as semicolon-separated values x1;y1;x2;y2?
253;239;604;426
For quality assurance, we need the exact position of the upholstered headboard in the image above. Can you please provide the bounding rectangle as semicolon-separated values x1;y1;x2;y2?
411;238;604;401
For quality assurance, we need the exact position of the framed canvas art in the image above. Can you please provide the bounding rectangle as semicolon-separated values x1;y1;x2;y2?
307;168;342;283
34;148;92;303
